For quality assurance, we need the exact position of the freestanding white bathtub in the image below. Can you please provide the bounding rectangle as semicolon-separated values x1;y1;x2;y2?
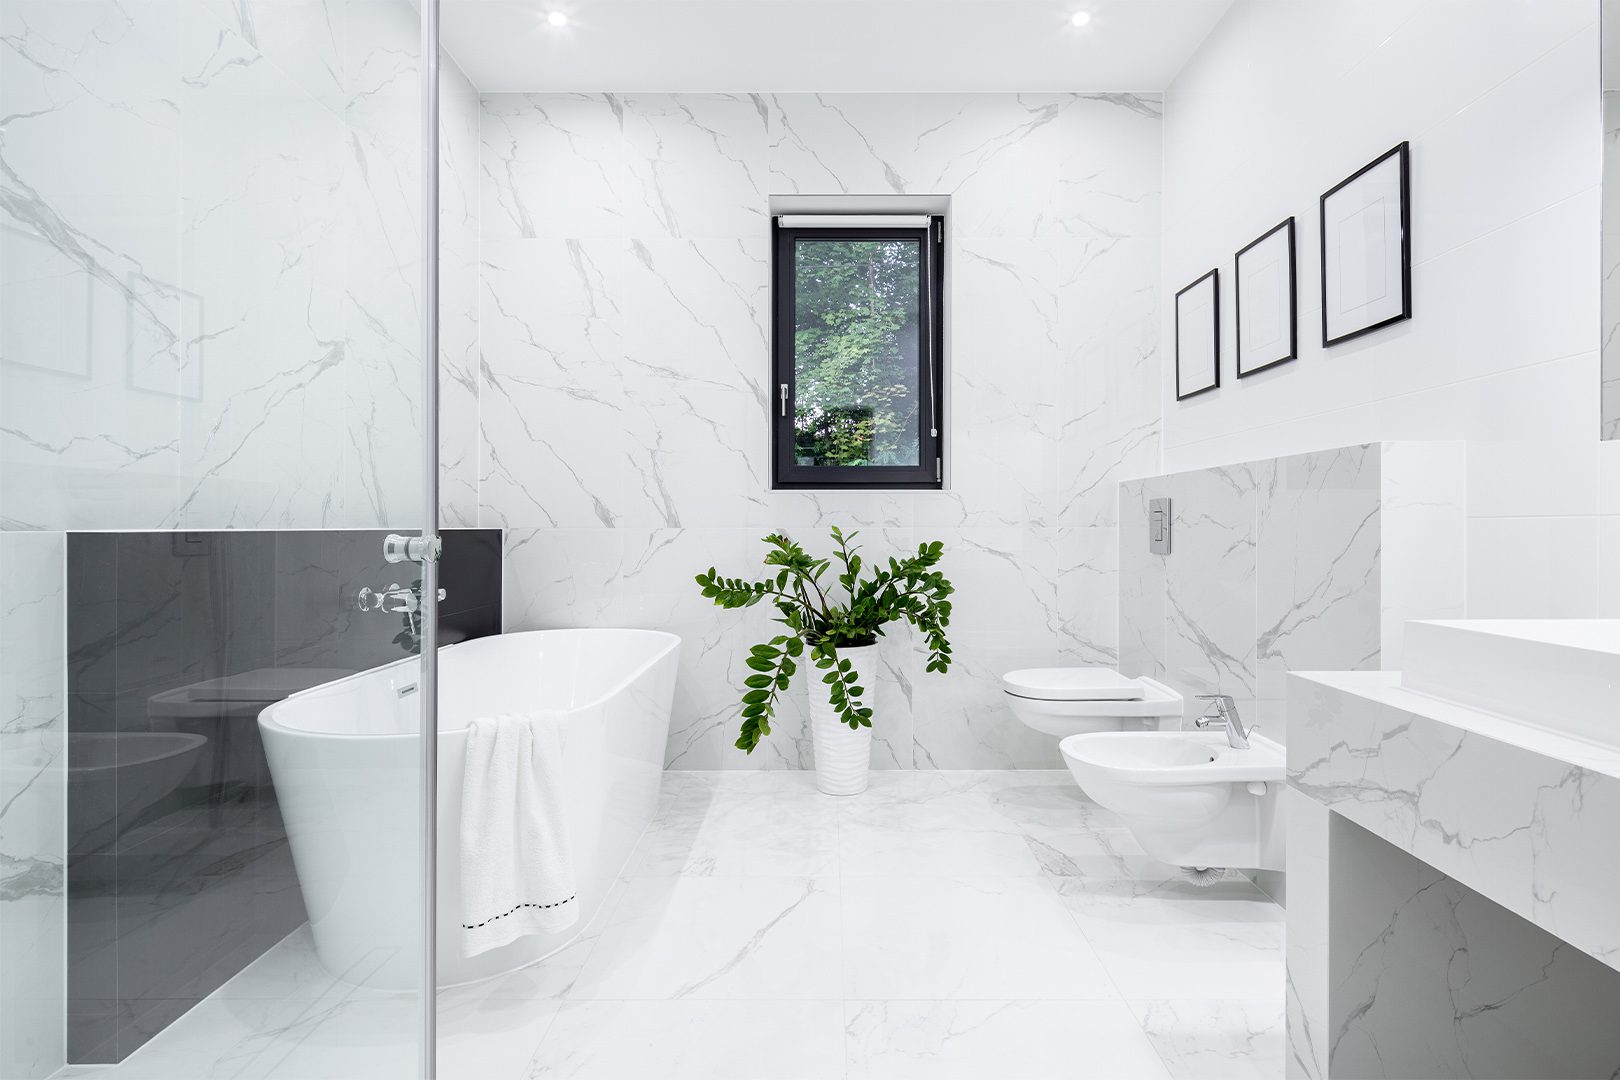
258;629;680;990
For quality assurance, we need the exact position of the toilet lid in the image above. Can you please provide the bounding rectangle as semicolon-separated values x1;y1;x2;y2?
1002;668;1146;702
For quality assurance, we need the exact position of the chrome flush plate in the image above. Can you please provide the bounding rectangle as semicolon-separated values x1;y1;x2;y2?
1149;498;1171;555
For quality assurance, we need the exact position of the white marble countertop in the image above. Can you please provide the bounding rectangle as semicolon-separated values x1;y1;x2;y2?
1297;670;1620;778
1287;670;1620;974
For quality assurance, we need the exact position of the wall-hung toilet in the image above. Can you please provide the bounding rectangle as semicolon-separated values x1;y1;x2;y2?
1001;668;1184;737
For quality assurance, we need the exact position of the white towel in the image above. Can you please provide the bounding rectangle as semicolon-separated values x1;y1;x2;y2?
460;713;579;957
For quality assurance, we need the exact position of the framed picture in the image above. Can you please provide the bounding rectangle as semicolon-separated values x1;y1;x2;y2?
1235;217;1297;377
1320;142;1411;346
1175;269;1220;400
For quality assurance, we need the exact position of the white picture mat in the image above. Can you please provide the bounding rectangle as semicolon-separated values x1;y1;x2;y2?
1176;273;1217;395
1237;225;1293;372
1324;153;1405;340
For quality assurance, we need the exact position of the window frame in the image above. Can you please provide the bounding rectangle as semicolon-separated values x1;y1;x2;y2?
770;217;945;491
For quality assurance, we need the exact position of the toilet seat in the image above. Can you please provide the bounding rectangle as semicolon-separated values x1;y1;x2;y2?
1002;667;1146;702
1001;669;1184;738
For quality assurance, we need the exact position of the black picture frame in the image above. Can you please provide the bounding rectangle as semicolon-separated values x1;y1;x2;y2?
1174;269;1220;401
1234;217;1297;378
1319;141;1411;347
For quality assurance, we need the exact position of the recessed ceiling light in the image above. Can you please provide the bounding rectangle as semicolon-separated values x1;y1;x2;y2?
1070;10;1092;27
546;10;569;27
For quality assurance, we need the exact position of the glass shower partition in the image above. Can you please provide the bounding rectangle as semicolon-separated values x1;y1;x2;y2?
0;0;440;1077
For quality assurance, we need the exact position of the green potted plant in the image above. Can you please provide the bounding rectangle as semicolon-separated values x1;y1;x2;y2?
695;527;955;794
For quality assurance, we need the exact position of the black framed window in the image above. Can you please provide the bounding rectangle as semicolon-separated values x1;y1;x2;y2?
771;217;945;490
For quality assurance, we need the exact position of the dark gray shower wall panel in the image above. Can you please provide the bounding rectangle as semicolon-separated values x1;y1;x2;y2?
64;528;501;1063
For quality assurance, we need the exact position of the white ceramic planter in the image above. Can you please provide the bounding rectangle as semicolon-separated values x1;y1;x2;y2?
809;643;877;796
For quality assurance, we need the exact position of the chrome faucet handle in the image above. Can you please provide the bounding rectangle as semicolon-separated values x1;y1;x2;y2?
379;583;419;615
1193;694;1251;749
358;584;444;613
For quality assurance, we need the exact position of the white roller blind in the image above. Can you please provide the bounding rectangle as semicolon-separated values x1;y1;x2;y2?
776;214;933;229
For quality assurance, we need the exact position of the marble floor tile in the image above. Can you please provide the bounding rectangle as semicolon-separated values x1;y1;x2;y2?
628;779;840;877
1130;999;1286;1080
1019;824;1171;880
845;999;1174;1080
974;769;1126;829
77;771;1286;1079
838;792;1046;877
567;875;844;1000
77;994;369;1080
836;769;1083;878
840;875;1118;1000
1056;877;1286;1001
526;1000;846;1079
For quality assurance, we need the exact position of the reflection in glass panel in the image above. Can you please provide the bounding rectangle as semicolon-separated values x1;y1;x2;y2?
0;0;431;1076
792;238;923;468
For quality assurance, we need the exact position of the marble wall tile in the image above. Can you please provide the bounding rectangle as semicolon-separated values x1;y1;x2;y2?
0;532;67;1080
478;236;770;531
1117;479;1169;684
1328;813;1620;1079
481;91;1162;768
0;0;427;532
1254;446;1381;743
1161;463;1261;727
1119;445;1387;744
1057;526;1120;667
441;56;484;528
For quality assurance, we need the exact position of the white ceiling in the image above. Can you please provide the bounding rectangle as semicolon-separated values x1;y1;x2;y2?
441;0;1237;93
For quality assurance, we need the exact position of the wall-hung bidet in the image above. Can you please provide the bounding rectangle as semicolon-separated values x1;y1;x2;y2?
1059;695;1284;873
1002;667;1183;737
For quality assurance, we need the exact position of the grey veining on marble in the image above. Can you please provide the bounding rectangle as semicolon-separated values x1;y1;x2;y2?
0;531;67;1080
1119;444;1382;743
441;55;483;527
483;92;1164;768
1327;812;1620;1080
1287;671;1620;981
64;770;1281;1080
1283;790;1330;1080
0;0;428;532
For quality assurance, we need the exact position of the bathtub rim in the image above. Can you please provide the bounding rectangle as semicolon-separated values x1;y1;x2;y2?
258;627;682;741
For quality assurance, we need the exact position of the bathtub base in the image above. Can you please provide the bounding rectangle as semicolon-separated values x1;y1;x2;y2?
259;629;681;991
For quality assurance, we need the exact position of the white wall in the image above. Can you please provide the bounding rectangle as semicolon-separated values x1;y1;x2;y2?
478;92;1164;768
1161;0;1620;620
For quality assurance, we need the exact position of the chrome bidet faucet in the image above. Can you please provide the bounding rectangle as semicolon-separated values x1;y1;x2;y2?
1194;694;1252;750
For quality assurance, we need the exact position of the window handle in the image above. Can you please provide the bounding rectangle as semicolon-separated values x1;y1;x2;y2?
780;383;789;417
